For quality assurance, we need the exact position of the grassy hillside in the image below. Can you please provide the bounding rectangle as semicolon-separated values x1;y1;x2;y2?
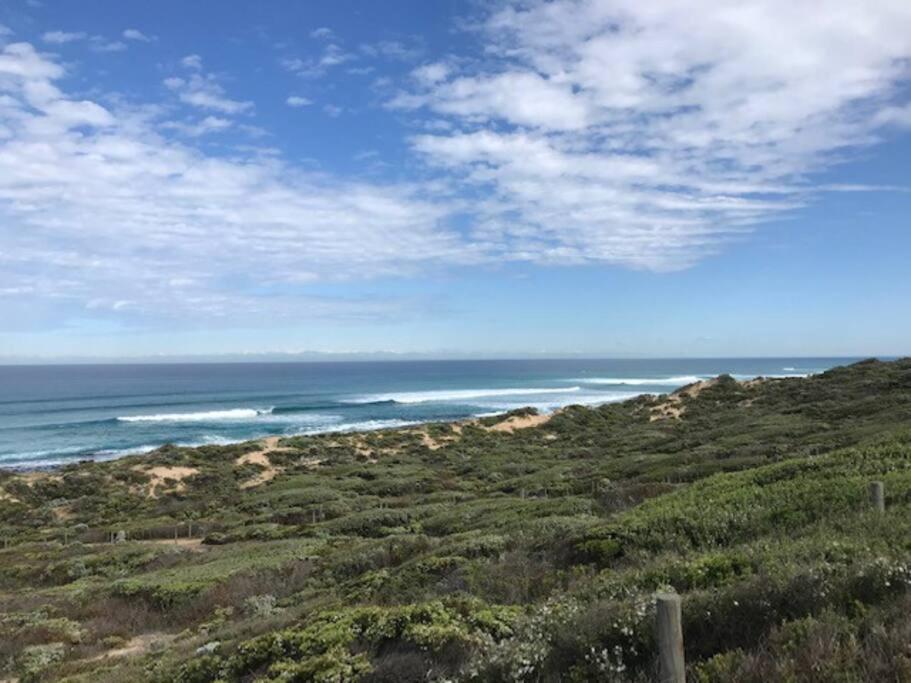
1;358;911;681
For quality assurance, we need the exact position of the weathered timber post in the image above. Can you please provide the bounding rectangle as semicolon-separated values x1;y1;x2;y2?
114;530;126;544
656;592;685;683
870;481;885;513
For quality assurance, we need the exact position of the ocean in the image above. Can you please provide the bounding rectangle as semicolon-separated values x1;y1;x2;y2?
0;358;857;469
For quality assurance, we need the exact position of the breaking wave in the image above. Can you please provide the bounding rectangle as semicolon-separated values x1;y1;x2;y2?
117;408;274;423
303;418;423;434
572;375;704;386
348;386;582;405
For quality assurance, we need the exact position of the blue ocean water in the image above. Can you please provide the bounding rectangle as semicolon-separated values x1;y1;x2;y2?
0;358;857;469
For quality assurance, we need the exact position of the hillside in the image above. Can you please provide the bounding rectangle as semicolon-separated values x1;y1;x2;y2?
2;358;911;681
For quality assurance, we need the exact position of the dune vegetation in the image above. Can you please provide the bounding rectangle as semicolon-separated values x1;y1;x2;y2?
2;358;911;681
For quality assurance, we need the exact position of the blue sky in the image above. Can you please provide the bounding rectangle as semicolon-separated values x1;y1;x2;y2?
0;0;910;361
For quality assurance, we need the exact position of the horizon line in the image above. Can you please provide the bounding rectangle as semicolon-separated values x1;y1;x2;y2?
0;352;893;367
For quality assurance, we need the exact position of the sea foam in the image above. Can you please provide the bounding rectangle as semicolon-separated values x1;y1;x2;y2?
476;391;639;412
303;418;422;434
349;386;582;405
571;375;704;386
117;408;273;423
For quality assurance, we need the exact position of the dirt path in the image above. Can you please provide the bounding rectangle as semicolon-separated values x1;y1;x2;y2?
236;436;294;489
139;538;205;549
86;632;174;662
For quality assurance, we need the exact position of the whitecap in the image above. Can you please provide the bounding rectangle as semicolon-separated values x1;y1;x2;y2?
475;391;640;413
301;418;423;434
570;375;704;386
117;408;273;423
348;386;581;404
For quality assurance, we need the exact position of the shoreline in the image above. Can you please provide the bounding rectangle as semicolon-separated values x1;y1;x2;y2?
0;390;648;473
0;371;815;473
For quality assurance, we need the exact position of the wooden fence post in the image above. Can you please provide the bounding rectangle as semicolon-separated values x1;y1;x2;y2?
656;592;685;683
870;481;885;513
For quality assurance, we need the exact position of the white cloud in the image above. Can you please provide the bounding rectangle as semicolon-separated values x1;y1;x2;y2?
42;30;87;44
281;44;355;78
0;42;64;79
2;2;911;331
874;102;911;128
164;72;253;114
286;95;312;107
41;31;127;52
0;42;470;328
90;38;126;53
396;71;592;130
318;44;353;67
411;62;451;86
396;0;911;270
0;24;13;37
310;27;335;40
360;40;423;62
181;53;202;70
123;28;154;42
162;115;233;137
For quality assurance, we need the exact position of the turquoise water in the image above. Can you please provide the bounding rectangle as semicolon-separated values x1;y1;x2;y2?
0;358;855;468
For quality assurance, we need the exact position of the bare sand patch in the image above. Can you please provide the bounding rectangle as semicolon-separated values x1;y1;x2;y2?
51;503;76;522
420;432;442;450
414;420;474;450
87;632;174;661
20;471;61;486
0;489;20;504
649;378;719;421
677;377;718;399
649;376;771;421
650;401;684;421
132;465;199;498
486;412;553;433
350;437;376;459
235;436;301;489
418;430;461;450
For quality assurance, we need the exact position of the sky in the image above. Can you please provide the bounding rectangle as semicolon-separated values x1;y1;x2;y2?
0;0;910;361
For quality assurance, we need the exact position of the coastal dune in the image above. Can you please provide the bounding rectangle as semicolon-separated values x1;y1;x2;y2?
1;359;910;681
